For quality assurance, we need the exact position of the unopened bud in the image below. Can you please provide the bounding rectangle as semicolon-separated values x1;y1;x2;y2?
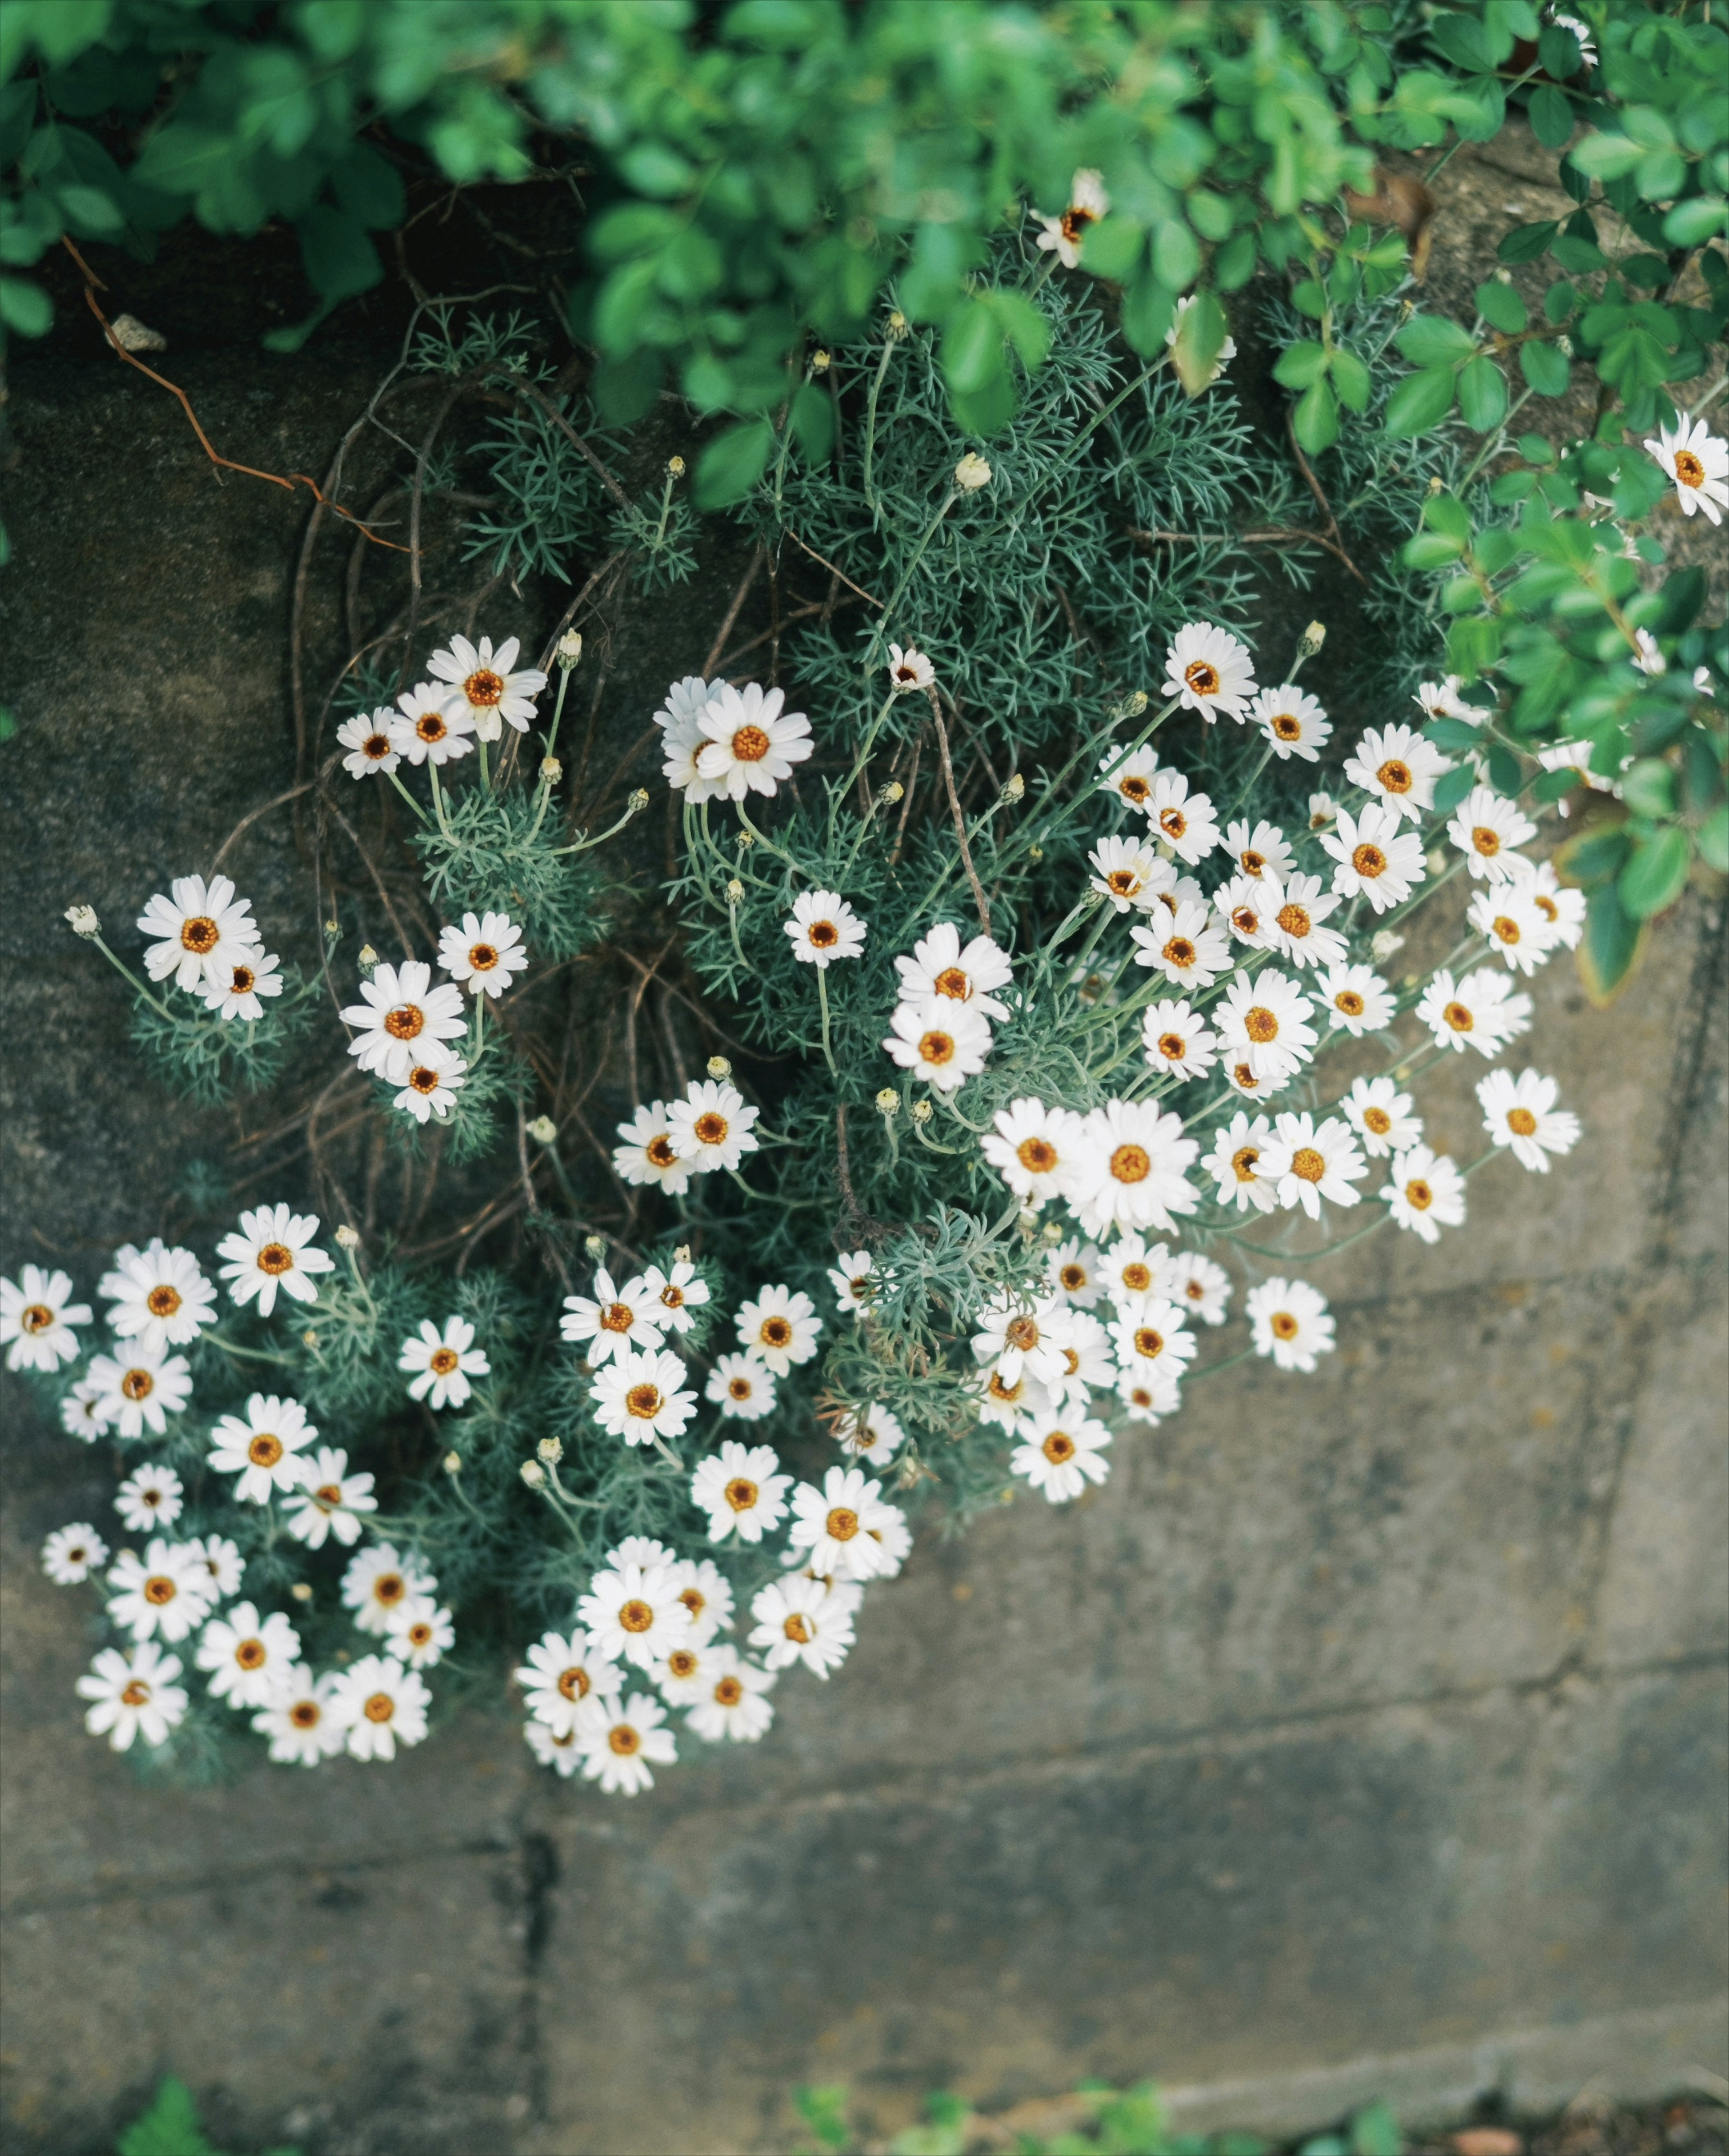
302;1331;320;1352
674;1244;691;1263
537;1436;563;1464
556;630;584;669
1371;929;1406;963
811;350;831;372
1427;475;1444;494
290;1581;314;1602
1000;772;1025;803
726;878;744;905
1040;1218;1065;1243
628;787;650;814
1494;266;1513;283
443;1451;462;1475
667;455;686;478
324;918;340;938
520;1458;547;1489
584;1233;606;1260
911;1100;933;1124
1115;690;1150;721
541;756;563;786
1028;844;1044;863
1299;620;1326;656
335;1224;360;1250
1556;333;1574;357
878;781;904;806
886;309;909;338
527;1115;557;1143
737;829;756;848
64;905;100;938
706;1055;731;1079
953;451;992;492
1425;847;1447;874
357;945;379;976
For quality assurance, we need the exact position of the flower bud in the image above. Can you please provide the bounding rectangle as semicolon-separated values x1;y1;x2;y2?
707;1055;732;1079
290;1581;314;1602
520;1458;547;1489
537;1436;564;1464
1040;1217;1065;1242
911;1100;934;1124
954;452;992;492
443;1451;462;1475
323;918;340;939
1425;847;1447;874
527;1114;557;1143
1556;333;1574;357
357;945;379;977
556;630;584;669
628;787;650;813
674;1244;692;1263
726;878;744;905
64;905;100;938
667;456;686;478
811;349;831;373
1371;929;1406;963
876;1089;900;1116
1028;844;1044;863
541;756;563;786
1000;772;1025;803
335;1225;360;1250
877;781;904;806
302;1331;320;1352
1494;266;1513;284
738;829;756;848
1114;690;1150;722
584;1233;606;1260
1299;620;1326;656
886;309;909;339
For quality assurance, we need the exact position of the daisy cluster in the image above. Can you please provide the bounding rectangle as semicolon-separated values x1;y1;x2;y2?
341;910;528;1127
131;872;285;1024
334;632;548;777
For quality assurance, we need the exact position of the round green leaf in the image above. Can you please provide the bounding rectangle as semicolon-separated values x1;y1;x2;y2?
693;419;775;509
1457;354;1508;431
1617;824;1689;919
1384;365;1457;437
1293;378;1340;453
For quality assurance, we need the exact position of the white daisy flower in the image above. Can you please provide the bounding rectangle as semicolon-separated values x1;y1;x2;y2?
787;888;868;968
694;680;814;800
184;1533;244;1599
894;920;1015;1020
638;1258;708;1336
1162;621;1256;722
328;1653;431;1761
525;1719;585;1777
1343;723;1453;824
612;1100;696;1194
1262;873;1348;969
734;1284;822;1375
1117;1370;1178;1422
195;947;285;1022
1246;1277;1335;1372
1315;962;1396;1037
886;643;935;693
340;960;467;1084
578;1555;694;1670
136;874;260;994
399;1315;489;1409
668;1556;733;1642
87;1345;193;1437
1109;1297;1196;1388
208;1393;317;1502
1308;791;1339;829
1213;874;1279;951
392;1044;467;1123
1644;415;1729;525
575;1689;677;1794
1164;291;1238;384
1446;785;1537;880
1468;882;1554;975
1260;1112;1367;1218
1051;1308;1118;1402
1010;1413;1113;1503
1477;1067;1581;1171
651;1634;724;1708
1340;1075;1421;1160
691;1440;792;1543
882;999;993;1092
1146;770;1222;863
652;674;720;734
1088;833;1172;913
106;1540;214;1643
1163;1250;1231;1326
389;682;475;765
591;1345;697;1446
970;1288;1074;1389
2;1266;91;1372
385;1596;456;1670
1252;684;1332;761
658;687;731;802
281;1446;377;1548
684;1646;777;1744
42;1522;109;1584
1321;803;1427;913
560;1267;667;1366
1046;1237;1105;1308
827;1248;877;1316
1416;967;1532;1056
1067;1098;1200;1239
426;631;548;741
197;1601;303;1709
1381;1145;1466;1243
337;709;403;780
748;1575;856;1678
99;1239;217;1353
516;1627;624;1735
980;1098;1085;1209
1217;818;1295;883
861;1505;913;1580
253;1669;346;1765
668;1078;761;1173
214;1202;335;1316
77;1640;188;1751
1130;899;1232;989
836;1402;906;1467
61;1379;107;1442
1097;743;1161;814
705;1350;779;1421
970;1365;1051;1433
1214;970;1317;1083
1220;1054;1288;1105
1033;165;1109;267
1414;675;1475;724
437;910;528;1000
1510;857;1587;949
1206;1112;1280;1214
1098;1232;1170;1307
341;1543;435;1635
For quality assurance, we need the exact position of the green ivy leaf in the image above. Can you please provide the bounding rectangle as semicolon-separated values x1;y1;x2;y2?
1618;825;1689;919
1487;743;1523;796
1272;339;1330;390
1697;802;1729;874
1330;346;1371;410
1457;353;1508;430
1568;132;1646;181
0;275;51;335
1519;339;1571;396
1395;314;1478;366
1476;278;1528;333
1384;365;1457;437
1292;377;1340;452
1120;268;1176;354
1169;287;1228;395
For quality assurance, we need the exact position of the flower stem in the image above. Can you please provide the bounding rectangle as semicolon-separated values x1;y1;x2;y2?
815;965;838;1077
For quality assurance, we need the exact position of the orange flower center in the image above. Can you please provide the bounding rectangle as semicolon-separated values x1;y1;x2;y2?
1444;1001;1473;1032
933;966;971;999
1472;826;1501;857
693;1112;728;1145
1272;713;1302;741
121;1368;154;1400
1493;916;1520;944
619;1599;654;1632
408;1066;442;1095
558;1666;591;1700
1133;1327;1164;1358
180;915;218;952
1377;759;1412;794
1157;1032;1187;1060
1291;1147;1326;1182
1163;938;1196;968
1122;1263;1152;1292
1276;904;1311;938
230;965;256;993
732;725;771;762
807;919;839;947
121;1680;151;1707
1244;1007;1277;1043
364;1692;395;1723
1353;844;1387;877
1159;807;1187;839
1017;1135;1057;1172
146;1285;182;1318
385;1005;425;1041
1271;1311;1299;1340
724;1477;758;1511
21;1303;54;1332
625;1384;663;1418
1231;1146;1259;1183
1406;1179;1434;1210
291;1701;320;1727
825;1506;860;1542
364;732;391;760
1042;1430;1076;1463
416;711;447;742
1363;1106;1392;1135
258;1242;294;1273
1059;1264;1086;1291
144;1576;176;1605
783;1613;813;1644
468;942;499;971
1335;990;1365;1016
668;1649;699;1679
760;1316;793;1349
715;1676;744;1707
248;1432;284;1468
464;668;505;707
1507;1106;1539;1136
1005;1316;1040;1351
599;1303;634;1334
1674;448;1705;486
1120;775;1150;803
919;1029;956;1065
1106;869;1139;895
1110;1143;1151;1184
429;1347;460;1375
236;1638;267;1669
647;1134;678;1167
374;1575;406;1604
1184;661;1219;696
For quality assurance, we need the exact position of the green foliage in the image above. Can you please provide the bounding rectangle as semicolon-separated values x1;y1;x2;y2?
789;2079;1290;2156
116;2074;299;2156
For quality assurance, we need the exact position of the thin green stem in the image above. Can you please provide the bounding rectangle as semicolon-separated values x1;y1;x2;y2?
388;770;430;825
862;334;901;519
866;488;959;666
815;965;838;1077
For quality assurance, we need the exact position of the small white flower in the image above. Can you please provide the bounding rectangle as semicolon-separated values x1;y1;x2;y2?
385;1596;455;1670
391;1043;467;1123
1010;1413;1113;1504
136;874;260;993
281;1445;377;1548
426;632;548;741
215;1202;335;1315
1163;1250;1231;1326
561;1267;667;1366
1088;833;1172;913
61;1378;107;1441
342;1543;435;1635
836;1402;906;1467
574;1689;677;1794
1644;415;1729;525
1213;873;1279;951
197;1601;303;1709
1308;791;1339;829
516;1627;624;1734
99;1239;217;1352
786;1465;905;1582
341;960;468;1084
684;1645;777;1743
437;910;528;999
953;452;993;492
1108;1300;1197;1391
77;1640;188;1751
694;680;814;800
705;1350;779;1421
894;921;1014;1021
1117;1370;1177;1422
1468;881;1555;975
388;683;475;765
1246;1277;1335;1372
87;1344;193;1437
1477;1067;1581;1171
651;1634;725;1708
886;643;935;693
1046;1237;1105;1307
1381;1145;1466;1243
883;999;993;1092
970;1364;1051;1433
1097;743;1162;814
1146;770;1222;864
195;946;285;1022
1262;873;1348;970
1098;1231;1170;1307
1321;803;1428;913
524;1718;585;1777
652;675;720;735
1162;621;1256;722
1510;857;1587;950
981;1098;1085;1209
1220;1053;1287;1104
2;1267;91;1372
1205;1112;1280;1215
1414;675;1474;723
786;889;868;968
1416;967;1532;1056
1447;785;1537;881
748;1575;857;1678
691;1440;792;1543
827;1248;878;1316
338;710;403;780
1164;292;1238;385
1214;970;1317;1083
668;1556;733;1642
107;1540;214;1643
1344;723;1453;824
668;1078;761;1172
327;1653;431;1761
1033;166;1109;268
184;1533;244;1598
253;1669;346;1765
1315;962;1396;1037
208;1393;318;1502
613;1100;696;1194
1260;1112;1367;1218
579;1556;694;1670
399;1315;490;1409
1251;684;1332;761
734;1284;822;1376
42;1522;109;1584
591;1345;697;1446
1130;899;1232;989
1067;1098;1200;1240
971;1288;1074;1389
1217;818;1295;883
1340;1074;1422;1160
